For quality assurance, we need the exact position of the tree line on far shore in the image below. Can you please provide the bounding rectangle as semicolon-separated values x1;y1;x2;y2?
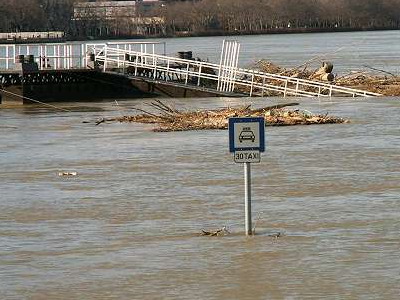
0;0;74;33
0;0;399;39
159;0;400;35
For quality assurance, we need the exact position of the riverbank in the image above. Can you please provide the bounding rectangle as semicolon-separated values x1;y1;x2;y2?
167;27;400;39
2;27;398;44
107;26;398;41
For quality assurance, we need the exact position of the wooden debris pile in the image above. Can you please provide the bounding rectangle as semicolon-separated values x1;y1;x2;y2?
311;61;334;81
100;100;348;132
255;59;383;83
255;59;311;78
241;60;336;96
335;72;400;96
252;59;400;96
253;59;327;80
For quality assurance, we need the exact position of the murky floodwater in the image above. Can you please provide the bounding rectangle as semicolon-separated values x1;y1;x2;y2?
1;31;400;299
1;96;399;299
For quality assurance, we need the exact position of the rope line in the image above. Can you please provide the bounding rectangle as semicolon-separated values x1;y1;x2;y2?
0;88;71;112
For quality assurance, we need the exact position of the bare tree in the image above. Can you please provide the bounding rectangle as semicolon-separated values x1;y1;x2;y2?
0;0;399;38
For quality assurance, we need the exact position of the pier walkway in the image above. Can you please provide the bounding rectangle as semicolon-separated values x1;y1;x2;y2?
0;40;381;102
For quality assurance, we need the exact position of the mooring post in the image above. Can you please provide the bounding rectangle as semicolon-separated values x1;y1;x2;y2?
244;162;252;235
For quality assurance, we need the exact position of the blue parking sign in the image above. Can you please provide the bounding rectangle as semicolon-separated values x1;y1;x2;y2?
229;117;265;153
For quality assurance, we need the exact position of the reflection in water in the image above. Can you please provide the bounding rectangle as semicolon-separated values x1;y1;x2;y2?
0;96;399;299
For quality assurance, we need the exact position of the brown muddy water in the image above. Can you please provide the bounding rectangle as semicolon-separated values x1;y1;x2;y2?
0;97;399;299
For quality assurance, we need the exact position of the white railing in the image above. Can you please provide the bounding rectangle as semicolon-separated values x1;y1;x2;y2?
0;41;166;71
217;40;240;93
0;41;381;97
94;46;381;98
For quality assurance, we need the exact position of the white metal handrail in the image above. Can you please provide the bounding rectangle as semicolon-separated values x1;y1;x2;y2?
95;46;381;98
0;41;165;71
0;41;381;97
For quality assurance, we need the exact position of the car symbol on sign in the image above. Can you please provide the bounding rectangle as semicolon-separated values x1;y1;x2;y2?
239;127;255;143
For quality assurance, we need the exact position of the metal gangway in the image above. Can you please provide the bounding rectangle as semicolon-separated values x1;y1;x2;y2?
0;40;381;98
91;42;380;98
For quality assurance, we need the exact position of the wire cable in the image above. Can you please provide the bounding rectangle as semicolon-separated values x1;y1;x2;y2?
0;88;72;112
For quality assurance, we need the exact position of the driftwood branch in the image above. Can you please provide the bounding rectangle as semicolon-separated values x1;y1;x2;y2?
249;102;299;114
95;118;106;126
131;107;163;118
147;102;175;117
201;226;230;236
154;99;178;113
362;65;396;77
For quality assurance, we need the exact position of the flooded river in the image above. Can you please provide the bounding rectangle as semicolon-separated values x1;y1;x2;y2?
1;97;399;299
1;31;400;299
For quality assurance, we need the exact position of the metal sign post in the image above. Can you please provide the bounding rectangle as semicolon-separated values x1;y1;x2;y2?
244;162;252;235
229;117;265;235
